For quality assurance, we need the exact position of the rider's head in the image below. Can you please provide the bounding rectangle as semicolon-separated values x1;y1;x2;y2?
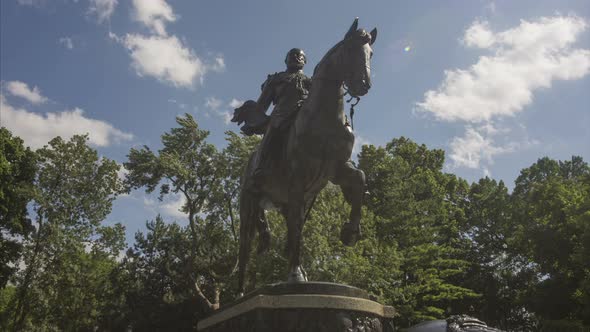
285;48;306;71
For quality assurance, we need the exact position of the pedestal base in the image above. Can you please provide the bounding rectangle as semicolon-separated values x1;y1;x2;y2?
197;282;396;332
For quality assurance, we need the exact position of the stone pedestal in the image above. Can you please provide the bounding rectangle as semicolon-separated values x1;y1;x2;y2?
197;282;396;332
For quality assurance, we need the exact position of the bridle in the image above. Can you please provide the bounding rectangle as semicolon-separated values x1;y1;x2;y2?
343;88;361;130
312;39;368;131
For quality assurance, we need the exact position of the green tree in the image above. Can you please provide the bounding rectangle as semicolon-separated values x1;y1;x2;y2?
207;131;260;244
115;216;201;331
358;137;477;327
125;115;257;312
0;128;36;288
458;177;535;330
511;156;590;325
7;134;124;331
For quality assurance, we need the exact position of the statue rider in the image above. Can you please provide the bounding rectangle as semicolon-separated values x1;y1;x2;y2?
244;48;312;189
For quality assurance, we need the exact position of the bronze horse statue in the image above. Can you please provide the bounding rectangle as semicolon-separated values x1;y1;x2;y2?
236;19;377;294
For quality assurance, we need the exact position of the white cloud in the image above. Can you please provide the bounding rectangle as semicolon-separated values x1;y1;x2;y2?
220;112;233;125
167;99;187;109
161;194;187;219
449;127;511;169
416;16;589;172
205;97;222;110
204;97;234;125
132;0;176;36
418;16;590;123
211;56;226;72
229;98;243;109
1;94;133;149
88;0;117;23
448;125;539;169
115;163;130;197
111;0;223;89
116;163;129;181
118;34;206;88
58;37;74;50
463;21;496;48
108;31;121;42
4;81;48;104
142;193;187;219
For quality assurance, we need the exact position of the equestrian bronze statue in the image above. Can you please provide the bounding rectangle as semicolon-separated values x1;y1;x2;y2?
231;18;377;295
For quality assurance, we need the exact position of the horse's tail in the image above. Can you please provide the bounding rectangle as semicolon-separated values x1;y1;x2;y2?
235;188;259;295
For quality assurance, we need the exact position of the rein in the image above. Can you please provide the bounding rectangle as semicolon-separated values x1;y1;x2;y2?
311;77;362;131
343;89;361;130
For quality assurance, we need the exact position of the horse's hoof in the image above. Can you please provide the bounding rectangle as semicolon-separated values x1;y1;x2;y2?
237;292;244;298
340;222;361;246
287;266;307;283
257;230;271;254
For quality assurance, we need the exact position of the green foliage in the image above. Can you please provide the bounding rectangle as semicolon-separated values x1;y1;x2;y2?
456;177;535;330
125;114;223;310
206;131;261;256
539;319;589;332
456;156;590;330
0;285;16;323
0;128;36;287
2;122;588;330
6;134;124;331
124;115;261;315
511;156;590;325
113;216;201;331
358;137;477;327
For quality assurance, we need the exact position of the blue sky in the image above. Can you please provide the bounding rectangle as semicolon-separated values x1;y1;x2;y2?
2;0;589;243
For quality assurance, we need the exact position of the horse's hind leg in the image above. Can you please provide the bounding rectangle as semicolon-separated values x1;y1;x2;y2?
332;161;365;246
286;175;307;283
237;192;261;296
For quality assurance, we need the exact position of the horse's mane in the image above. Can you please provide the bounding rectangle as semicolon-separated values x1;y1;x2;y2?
312;39;346;78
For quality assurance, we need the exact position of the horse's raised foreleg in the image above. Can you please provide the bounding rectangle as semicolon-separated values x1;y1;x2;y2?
333;161;365;246
286;175;307;283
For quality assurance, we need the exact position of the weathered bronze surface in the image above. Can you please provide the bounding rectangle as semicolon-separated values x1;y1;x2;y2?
232;18;377;293
232;282;372;306
197;282;395;332
199;308;391;332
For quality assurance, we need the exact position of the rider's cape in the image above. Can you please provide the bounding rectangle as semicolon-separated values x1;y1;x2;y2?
231;100;270;136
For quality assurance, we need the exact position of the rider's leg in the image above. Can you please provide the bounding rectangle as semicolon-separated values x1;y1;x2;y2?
244;126;276;193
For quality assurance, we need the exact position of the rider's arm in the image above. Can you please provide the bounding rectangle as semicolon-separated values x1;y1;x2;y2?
256;74;276;114
304;76;312;92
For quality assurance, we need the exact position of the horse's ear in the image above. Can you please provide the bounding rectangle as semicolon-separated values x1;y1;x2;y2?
369;28;377;45
345;17;359;39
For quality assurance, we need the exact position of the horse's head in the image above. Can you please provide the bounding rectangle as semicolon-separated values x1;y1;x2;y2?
340;18;377;97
